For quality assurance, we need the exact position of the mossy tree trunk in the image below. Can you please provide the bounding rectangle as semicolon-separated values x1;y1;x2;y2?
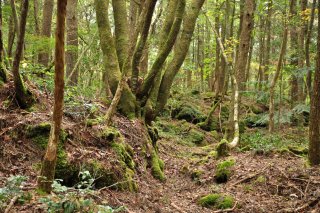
95;0;136;118
156;0;206;114
11;0;33;109
38;0;67;193
308;0;320;166
0;0;7;83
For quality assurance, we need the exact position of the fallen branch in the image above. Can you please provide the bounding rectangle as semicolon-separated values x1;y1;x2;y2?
4;195;18;213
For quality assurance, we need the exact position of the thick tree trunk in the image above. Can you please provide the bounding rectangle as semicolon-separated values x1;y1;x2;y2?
38;0;67;193
95;0;136;118
38;0;54;66
11;0;33;109
66;0;78;86
156;0;205;114
308;0;320;166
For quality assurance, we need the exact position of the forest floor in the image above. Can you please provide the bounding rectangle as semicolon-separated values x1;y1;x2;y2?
1;81;320;213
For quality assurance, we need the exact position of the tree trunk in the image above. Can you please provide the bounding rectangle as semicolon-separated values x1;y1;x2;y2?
66;0;78;86
269;27;288;132
95;0;136;118
306;0;317;100
11;0;33;109
156;0;205;114
38;0;54;66
7;16;15;63
289;0;299;107
264;0;272;86
38;0;67;193
308;0;320;166
0;0;7;83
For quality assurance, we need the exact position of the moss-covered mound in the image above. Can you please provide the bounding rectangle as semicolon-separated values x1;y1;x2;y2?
25;123;77;184
215;159;235;183
198;194;234;209
172;104;206;124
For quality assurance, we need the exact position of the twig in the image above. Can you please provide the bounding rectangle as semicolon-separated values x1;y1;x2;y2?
4;195;18;213
295;196;320;212
213;201;238;213
230;164;271;187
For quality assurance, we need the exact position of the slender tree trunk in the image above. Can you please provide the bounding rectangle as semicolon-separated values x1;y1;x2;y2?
38;0;54;66
290;0;299;107
308;0;320;166
66;0;78;86
33;0;40;35
0;0;7;83
7;16;15;62
11;0;33;109
38;0;67;193
264;0;272;86
306;0;316;100
269;27;288;132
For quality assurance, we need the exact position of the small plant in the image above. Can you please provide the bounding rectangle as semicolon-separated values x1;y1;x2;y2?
0;176;29;211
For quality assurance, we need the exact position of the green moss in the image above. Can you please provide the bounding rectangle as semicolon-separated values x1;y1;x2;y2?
100;127;120;141
111;142;135;170
288;145;308;155
216;139;229;158
198;194;234;209
118;88;137;119
216;195;234;209
175;105;206;124
187;129;205;145
86;118;100;127
211;130;220;139
151;150;165;181
215;159;235;183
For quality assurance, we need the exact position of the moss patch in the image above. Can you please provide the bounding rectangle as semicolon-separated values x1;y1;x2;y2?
187;129;205;146
111;142;135;170
215;159;235;183
100;127;121;141
198;194;234;209
150;150;165;181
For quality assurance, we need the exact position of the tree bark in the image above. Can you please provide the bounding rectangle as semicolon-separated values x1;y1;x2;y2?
308;0;320;166
156;0;206;114
38;0;54;66
11;0;33;109
269;27;288;132
306;0;317;100
0;0;7;83
66;0;78;86
38;0;67;193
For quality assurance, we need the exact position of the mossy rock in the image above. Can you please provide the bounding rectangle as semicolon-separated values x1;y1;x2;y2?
215;159;235;183
84;160;137;191
187;129;205;146
174;105;206;124
198;194;234;209
288;145;308;155
150;150;165;181
197;118;219;132
100;127;121;141
25;123;76;183
216;139;229;158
